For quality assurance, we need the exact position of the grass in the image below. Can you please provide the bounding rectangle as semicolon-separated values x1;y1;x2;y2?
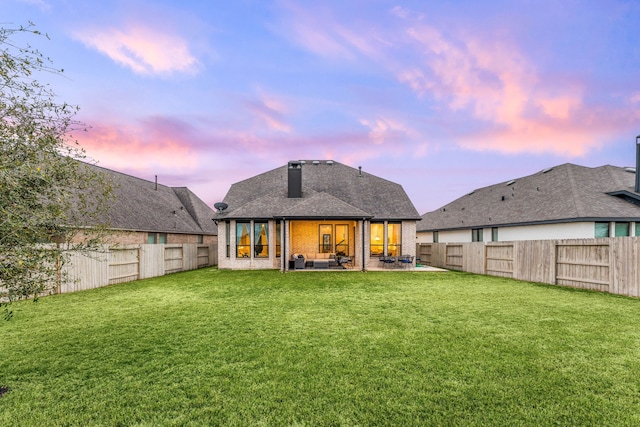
2;269;640;426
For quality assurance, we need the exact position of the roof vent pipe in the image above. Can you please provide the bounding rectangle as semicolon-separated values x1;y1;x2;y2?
358;166;362;177
636;135;640;193
155;175;158;191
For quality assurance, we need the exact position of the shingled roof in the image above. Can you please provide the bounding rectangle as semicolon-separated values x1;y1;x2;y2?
419;163;640;232
87;163;217;235
216;160;420;220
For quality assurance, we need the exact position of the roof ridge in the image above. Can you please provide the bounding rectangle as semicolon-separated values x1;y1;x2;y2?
603;165;626;190
173;187;205;231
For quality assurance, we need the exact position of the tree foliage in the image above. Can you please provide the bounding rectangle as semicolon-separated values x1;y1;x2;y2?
0;23;113;319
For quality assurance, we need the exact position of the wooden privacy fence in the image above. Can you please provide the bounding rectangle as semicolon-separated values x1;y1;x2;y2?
417;237;640;297
61;243;218;294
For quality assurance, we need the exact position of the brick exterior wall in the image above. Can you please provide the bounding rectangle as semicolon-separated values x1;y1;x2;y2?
72;230;217;245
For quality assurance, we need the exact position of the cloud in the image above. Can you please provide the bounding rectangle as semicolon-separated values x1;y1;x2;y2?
275;2;387;61
359;116;414;147
244;90;292;133
396;24;639;156
74;24;199;75
276;4;637;158
78;116;201;170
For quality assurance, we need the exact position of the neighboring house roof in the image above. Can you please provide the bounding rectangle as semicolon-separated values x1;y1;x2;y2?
87;163;217;235
418;163;640;232
216;160;421;220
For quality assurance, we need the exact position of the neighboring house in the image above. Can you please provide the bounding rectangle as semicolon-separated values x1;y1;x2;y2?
214;160;421;270
85;163;218;245
417;163;640;243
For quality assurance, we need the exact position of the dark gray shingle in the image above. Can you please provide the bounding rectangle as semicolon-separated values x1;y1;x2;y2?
217;160;420;220
86;163;217;235
418;163;640;232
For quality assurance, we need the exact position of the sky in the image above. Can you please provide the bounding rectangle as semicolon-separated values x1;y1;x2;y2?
4;0;640;214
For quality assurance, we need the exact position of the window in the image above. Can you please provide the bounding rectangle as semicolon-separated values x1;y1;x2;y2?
197;235;203;244
387;222;401;256
236;221;251;258
636;222;640;237
370;222;401;256
254;222;269;258
226;222;230;257
335;224;349;256
491;227;498;242
615;222;630;237
158;233;167;244
275;221;281;258
370;222;384;256
595;222;610;238
147;233;157;244
433;231;438;243
472;228;483;242
319;224;332;253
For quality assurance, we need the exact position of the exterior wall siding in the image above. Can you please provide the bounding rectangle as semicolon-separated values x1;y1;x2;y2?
75;230;217;245
417;222;596;243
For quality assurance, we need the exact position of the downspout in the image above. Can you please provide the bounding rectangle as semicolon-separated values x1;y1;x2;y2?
362;218;366;272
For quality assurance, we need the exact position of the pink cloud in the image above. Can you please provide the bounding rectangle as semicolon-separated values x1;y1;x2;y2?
276;2;387;61
77;117;199;171
244;90;292;133
277;4;637;158
397;24;639;156
359;116;415;147
74;24;199;75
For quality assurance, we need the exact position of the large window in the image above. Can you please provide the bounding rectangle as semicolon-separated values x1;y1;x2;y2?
319;224;333;253
254;222;269;257
615;222;630;237
236;221;251;258
370;222;384;256
370;222;401;256
472;228;483;242
595;222;610;238
387;222;401;256
335;224;349;256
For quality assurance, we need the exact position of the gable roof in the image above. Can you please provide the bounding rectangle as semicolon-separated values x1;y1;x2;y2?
418;163;640;232
86;163;217;235
216;160;420;220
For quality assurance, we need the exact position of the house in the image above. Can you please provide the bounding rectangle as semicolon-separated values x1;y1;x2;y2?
214;160;421;270
417;163;640;243
84;163;218;245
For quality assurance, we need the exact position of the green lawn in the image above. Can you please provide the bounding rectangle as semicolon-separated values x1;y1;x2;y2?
2;269;640;426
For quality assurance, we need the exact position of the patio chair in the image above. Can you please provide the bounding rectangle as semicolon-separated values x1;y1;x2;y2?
383;256;396;269
398;255;414;269
379;255;387;268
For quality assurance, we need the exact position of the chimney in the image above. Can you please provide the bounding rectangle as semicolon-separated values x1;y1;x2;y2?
288;161;302;198
636;136;640;193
